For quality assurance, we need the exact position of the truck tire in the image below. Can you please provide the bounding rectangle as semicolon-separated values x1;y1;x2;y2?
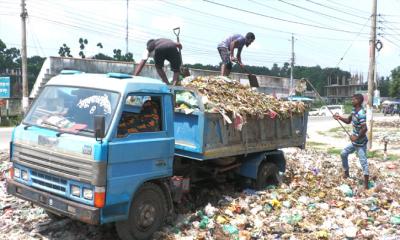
116;183;167;240
255;162;280;190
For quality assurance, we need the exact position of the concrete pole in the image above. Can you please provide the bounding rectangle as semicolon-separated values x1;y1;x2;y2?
290;33;294;96
126;0;129;54
20;0;29;114
367;0;377;150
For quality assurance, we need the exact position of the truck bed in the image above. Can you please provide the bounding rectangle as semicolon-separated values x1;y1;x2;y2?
174;110;308;160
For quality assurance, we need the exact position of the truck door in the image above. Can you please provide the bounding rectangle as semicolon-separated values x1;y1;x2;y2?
105;94;174;219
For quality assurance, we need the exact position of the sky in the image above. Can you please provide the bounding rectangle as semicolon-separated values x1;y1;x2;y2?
0;0;400;79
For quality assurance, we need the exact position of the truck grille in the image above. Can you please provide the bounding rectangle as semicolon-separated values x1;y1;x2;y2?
31;170;67;193
13;143;96;184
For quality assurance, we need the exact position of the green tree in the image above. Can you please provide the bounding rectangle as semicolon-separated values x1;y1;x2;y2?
112;49;134;62
27;55;46;90
93;53;114;61
78;38;88;58
58;43;72;57
378;76;390;97
0;39;21;70
389;66;400;98
279;62;290;77
270;63;280;76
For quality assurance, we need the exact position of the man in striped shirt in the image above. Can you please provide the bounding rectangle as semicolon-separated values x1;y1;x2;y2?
333;94;369;189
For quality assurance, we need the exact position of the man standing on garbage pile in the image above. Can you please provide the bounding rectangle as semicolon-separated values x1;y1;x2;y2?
333;94;370;189
217;32;255;76
135;38;182;85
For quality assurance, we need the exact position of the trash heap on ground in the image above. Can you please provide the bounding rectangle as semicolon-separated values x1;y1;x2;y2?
1;148;399;239
158;148;400;239
374;119;400;144
176;76;307;127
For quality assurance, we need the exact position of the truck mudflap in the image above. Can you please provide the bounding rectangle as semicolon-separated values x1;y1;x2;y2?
6;179;100;225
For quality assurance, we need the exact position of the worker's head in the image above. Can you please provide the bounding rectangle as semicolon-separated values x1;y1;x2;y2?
352;94;364;107
245;32;255;47
146;39;156;52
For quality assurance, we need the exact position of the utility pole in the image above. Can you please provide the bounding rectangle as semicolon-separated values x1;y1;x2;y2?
125;0;129;54
367;0;377;150
290;33;295;96
20;0;29;114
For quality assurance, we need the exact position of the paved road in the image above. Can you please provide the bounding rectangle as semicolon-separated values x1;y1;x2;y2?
0;127;13;151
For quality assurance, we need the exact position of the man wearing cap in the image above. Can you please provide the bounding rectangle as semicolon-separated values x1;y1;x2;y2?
217;32;255;76
135;38;182;85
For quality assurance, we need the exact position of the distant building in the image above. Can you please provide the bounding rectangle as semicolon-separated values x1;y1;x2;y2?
325;73;367;104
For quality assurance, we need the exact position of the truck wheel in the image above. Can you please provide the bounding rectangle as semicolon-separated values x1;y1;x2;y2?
255;162;280;190
116;183;167;240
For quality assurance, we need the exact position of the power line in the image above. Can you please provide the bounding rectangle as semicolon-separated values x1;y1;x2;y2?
334;17;371;67
249;0;335;28
326;0;371;15
202;0;369;34
163;1;369;41
277;0;367;27
304;0;369;20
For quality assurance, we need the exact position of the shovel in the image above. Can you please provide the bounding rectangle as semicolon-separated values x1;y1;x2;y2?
173;27;190;79
238;64;259;87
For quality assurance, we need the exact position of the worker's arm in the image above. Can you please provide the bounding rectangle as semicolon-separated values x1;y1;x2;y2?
333;113;352;124
176;42;182;50
236;46;243;66
229;41;239;62
134;59;147;76
357;124;367;139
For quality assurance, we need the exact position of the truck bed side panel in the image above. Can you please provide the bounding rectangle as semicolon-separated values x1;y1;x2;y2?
175;111;308;160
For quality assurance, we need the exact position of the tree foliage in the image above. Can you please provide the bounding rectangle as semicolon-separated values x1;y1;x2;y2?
389;66;400;98
78;38;88;58
378;76;390;97
0;39;45;92
113;49;134;62
58;43;72;57
0;39;21;70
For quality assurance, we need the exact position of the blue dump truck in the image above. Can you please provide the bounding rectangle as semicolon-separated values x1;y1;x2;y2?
6;72;308;240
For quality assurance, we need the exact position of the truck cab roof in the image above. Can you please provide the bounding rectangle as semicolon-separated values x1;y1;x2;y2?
46;73;171;95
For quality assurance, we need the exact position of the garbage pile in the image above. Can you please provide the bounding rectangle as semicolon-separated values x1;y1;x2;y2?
1;148;399;239
159;148;400;239
374;119;400;144
177;76;307;120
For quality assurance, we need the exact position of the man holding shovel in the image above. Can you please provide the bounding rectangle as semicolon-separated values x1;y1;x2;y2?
135;38;182;85
217;32;255;76
333;94;370;189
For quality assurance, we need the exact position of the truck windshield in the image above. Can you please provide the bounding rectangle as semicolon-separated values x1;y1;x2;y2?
24;86;119;136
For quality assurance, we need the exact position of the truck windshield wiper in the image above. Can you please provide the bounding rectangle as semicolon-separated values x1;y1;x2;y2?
42;120;61;130
56;127;95;137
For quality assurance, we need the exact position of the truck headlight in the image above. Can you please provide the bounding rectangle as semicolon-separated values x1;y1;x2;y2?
21;170;28;181
14;168;21;178
83;188;93;200
71;185;80;197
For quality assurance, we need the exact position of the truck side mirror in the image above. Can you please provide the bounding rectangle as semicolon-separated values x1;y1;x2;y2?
94;115;105;141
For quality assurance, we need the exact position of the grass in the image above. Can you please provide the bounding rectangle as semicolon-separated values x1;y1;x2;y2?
0;115;22;127
325;147;399;161
327;148;342;155
306;141;327;147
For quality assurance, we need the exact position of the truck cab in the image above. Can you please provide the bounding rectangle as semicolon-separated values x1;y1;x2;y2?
7;72;175;236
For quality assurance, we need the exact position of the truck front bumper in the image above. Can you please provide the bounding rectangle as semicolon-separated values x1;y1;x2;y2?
6;179;100;225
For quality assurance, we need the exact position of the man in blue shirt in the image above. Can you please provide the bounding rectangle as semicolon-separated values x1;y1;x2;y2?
333;94;369;189
217;32;255;76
